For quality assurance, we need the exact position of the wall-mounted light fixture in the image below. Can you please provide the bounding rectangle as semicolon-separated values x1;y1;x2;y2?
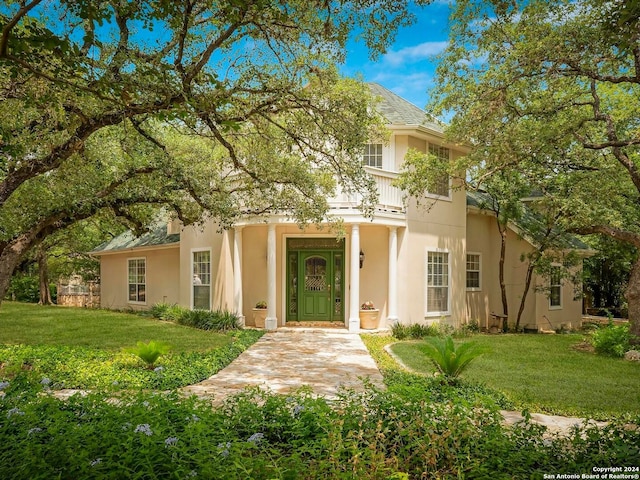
359;250;365;269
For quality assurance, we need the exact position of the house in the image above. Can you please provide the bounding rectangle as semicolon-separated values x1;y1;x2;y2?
91;83;589;332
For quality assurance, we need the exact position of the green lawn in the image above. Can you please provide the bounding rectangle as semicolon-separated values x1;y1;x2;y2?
0;301;230;352
389;334;640;418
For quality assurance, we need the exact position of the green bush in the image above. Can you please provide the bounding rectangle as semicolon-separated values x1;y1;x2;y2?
124;340;172;368
5;274;39;303
149;303;240;331
591;322;632;357
391;322;454;340
418;335;489;383
0;386;638;479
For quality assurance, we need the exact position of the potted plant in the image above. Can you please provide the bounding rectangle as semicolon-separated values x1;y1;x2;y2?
252;300;268;328
359;301;380;329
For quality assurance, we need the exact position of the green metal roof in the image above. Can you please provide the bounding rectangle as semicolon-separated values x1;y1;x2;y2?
91;222;179;255
368;83;444;132
467;190;591;251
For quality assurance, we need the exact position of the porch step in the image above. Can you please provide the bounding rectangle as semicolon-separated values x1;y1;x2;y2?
284;321;345;328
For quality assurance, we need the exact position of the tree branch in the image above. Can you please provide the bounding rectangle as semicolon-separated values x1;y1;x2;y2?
0;0;43;58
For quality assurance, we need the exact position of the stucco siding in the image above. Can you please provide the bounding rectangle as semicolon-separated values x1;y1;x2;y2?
99;247;180;310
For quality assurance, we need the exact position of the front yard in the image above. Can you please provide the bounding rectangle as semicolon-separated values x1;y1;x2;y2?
386;333;640;419
0;301;263;390
1;303;639;478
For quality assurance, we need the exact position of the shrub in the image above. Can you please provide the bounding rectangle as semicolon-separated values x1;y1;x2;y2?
418;335;489;383
591;322;632;357
5;274;39;303
124;340;172;368
209;310;241;331
0;387;638;480
391;322;452;340
390;322;409;340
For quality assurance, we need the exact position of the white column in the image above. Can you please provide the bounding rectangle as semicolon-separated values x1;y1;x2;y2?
387;226;399;326
233;227;244;327
265;223;278;330
348;224;360;332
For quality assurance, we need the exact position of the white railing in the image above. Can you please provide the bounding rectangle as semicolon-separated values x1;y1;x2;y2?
328;167;405;213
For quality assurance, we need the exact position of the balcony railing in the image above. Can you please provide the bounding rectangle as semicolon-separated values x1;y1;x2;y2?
328;167;405;213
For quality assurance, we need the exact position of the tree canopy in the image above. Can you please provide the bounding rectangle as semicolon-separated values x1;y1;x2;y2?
0;0;422;305
411;0;640;338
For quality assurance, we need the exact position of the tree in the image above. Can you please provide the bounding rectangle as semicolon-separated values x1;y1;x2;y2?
0;0;421;306
426;0;640;341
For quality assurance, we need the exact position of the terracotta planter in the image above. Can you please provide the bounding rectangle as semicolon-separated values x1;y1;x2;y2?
252;308;267;328
359;309;380;329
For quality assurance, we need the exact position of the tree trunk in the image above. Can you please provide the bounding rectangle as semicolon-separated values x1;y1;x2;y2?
37;245;53;305
0;239;32;308
515;263;535;331
625;257;640;344
498;223;509;331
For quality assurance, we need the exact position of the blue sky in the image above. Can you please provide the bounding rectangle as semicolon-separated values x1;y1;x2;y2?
342;1;452;112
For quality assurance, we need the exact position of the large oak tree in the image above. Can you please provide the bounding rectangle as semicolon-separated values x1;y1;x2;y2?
0;0;421;305
425;0;640;339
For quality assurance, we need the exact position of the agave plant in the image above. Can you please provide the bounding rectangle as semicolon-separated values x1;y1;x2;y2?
419;336;489;383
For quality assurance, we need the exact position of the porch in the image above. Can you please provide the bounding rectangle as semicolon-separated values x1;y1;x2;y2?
231;221;403;332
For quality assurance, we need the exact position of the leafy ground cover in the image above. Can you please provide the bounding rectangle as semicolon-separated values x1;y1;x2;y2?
0;306;638;478
0;302;263;390
386;333;640;419
1;383;639;479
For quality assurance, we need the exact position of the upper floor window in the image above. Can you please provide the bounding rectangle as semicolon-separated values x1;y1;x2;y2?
466;253;481;290
427;144;450;197
426;251;449;315
363;143;383;168
128;258;146;303
549;266;562;309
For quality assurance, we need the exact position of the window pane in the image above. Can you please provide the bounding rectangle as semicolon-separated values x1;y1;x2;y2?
193;251;211;309
427;252;449;313
427;144;450;196
362;143;383;168
466;254;480;289
193;285;209;310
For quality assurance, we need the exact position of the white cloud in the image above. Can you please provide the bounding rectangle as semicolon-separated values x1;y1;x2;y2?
382;41;449;66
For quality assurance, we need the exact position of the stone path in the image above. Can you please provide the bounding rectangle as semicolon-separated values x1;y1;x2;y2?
181;328;385;403
50;328;619;436
500;410;609;435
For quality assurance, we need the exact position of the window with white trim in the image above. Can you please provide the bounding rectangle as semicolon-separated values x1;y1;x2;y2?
466;253;481;290
192;250;211;310
427;144;450;197
549;266;562;308
362;143;383;168
128;258;146;303
427;251;449;314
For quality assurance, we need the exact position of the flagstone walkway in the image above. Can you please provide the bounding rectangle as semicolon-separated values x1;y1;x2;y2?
181;328;385;403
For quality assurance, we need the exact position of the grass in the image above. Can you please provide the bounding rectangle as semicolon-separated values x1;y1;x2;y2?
388;333;640;418
0;301;231;352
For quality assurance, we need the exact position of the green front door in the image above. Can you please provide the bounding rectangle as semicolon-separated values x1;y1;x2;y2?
299;252;332;320
286;238;344;322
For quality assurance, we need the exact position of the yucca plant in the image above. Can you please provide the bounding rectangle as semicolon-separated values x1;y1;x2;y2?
419;336;489;384
125;340;172;369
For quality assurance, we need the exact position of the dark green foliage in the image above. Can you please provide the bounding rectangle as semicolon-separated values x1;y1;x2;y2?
5;274;39;303
592;322;633;357
0;386;638;479
149;303;241;331
390;322;452;340
418;336;489;383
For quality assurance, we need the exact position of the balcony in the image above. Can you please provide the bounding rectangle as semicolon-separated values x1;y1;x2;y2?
328;167;405;214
